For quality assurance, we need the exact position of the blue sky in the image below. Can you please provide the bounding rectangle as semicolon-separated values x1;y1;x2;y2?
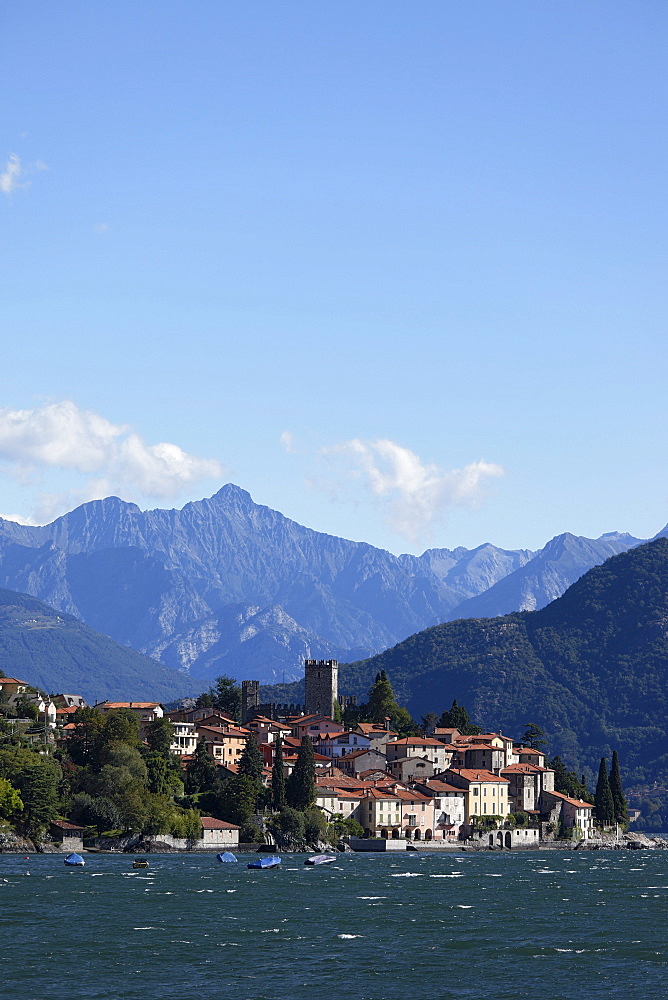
1;1;667;553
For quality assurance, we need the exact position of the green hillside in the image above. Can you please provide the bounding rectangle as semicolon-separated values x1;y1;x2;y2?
0;588;196;703
318;539;668;786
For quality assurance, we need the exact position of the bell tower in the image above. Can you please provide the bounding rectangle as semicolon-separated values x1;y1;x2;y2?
304;659;338;718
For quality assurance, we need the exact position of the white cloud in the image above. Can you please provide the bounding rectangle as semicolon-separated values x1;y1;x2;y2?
0;512;36;526
0;153;47;195
279;430;297;453
0;154;23;194
320;438;504;544
0;400;225;522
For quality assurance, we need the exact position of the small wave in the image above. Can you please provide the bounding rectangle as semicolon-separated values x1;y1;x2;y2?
455;905;473;908
338;934;363;939
357;896;387;899
390;873;423;877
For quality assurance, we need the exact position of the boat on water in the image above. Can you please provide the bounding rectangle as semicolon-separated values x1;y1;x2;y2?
304;854;337;866
247;856;281;869
216;852;238;863
64;853;85;866
132;859;149;868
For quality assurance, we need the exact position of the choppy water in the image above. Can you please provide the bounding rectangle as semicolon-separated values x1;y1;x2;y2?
1;848;667;1000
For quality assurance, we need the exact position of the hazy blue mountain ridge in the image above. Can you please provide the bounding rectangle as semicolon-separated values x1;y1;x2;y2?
0;587;195;703
0;485;656;684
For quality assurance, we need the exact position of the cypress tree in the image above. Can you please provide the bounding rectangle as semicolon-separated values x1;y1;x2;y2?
594;756;615;827
238;732;263;789
272;737;286;809
286;735;316;810
366;671;396;724
609;750;628;827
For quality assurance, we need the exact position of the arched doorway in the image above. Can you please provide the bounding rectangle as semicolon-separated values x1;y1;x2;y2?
497;831;503;847
381;827;389;839
489;834;494;847
505;832;512;849
391;828;400;839
364;828;372;839
425;829;433;841
413;828;421;841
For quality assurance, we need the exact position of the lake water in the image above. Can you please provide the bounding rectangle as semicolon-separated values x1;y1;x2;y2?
1;848;667;1000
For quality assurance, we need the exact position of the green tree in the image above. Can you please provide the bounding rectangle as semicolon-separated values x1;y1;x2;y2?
66;707;105;768
208;676;242;720
271;737;286;809
0;746;60;837
550;755;591;801
267;806;306;848
69;792;122;835
91;744;149;831
438;699;482;736
522;723;547;750
0;777;23;819
595;756;615;827
213;773;257;827
185;739;219;794
143;752;173;795
238;732;263;789
364;671;419;734
609;750;628;827
18;764;59;836
99;709;141;752
145;717;174;756
303;805;327;845
421;712;439;735
13;697;38;721
366;671;396;724
286;735;316;810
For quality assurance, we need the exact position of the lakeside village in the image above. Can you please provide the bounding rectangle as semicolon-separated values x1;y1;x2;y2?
0;660;664;856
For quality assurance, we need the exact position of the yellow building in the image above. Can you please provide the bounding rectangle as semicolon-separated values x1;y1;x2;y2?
443;768;510;822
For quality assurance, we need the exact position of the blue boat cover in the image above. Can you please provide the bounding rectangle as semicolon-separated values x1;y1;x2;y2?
216;852;238;863
247;855;281;869
64;853;84;866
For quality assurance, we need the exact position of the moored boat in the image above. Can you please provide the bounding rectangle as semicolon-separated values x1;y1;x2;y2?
216;852;238;863
64;853;85;866
247;855;281;869
304;854;336;865
132;859;149;868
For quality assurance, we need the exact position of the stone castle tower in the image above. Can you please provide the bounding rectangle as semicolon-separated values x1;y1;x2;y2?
241;679;259;723
304;659;338;718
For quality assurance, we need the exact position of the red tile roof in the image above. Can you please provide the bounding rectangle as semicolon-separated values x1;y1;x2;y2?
545;791;593;809
447;768;509;783
201;817;240;829
389;737;445;747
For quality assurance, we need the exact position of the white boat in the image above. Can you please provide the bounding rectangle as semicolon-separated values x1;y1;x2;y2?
304;854;337;865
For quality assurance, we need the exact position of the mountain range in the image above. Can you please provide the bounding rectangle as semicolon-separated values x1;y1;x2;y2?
0;484;658;686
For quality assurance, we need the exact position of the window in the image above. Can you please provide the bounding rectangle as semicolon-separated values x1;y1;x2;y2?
408;816;417;826
473;788;479;795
